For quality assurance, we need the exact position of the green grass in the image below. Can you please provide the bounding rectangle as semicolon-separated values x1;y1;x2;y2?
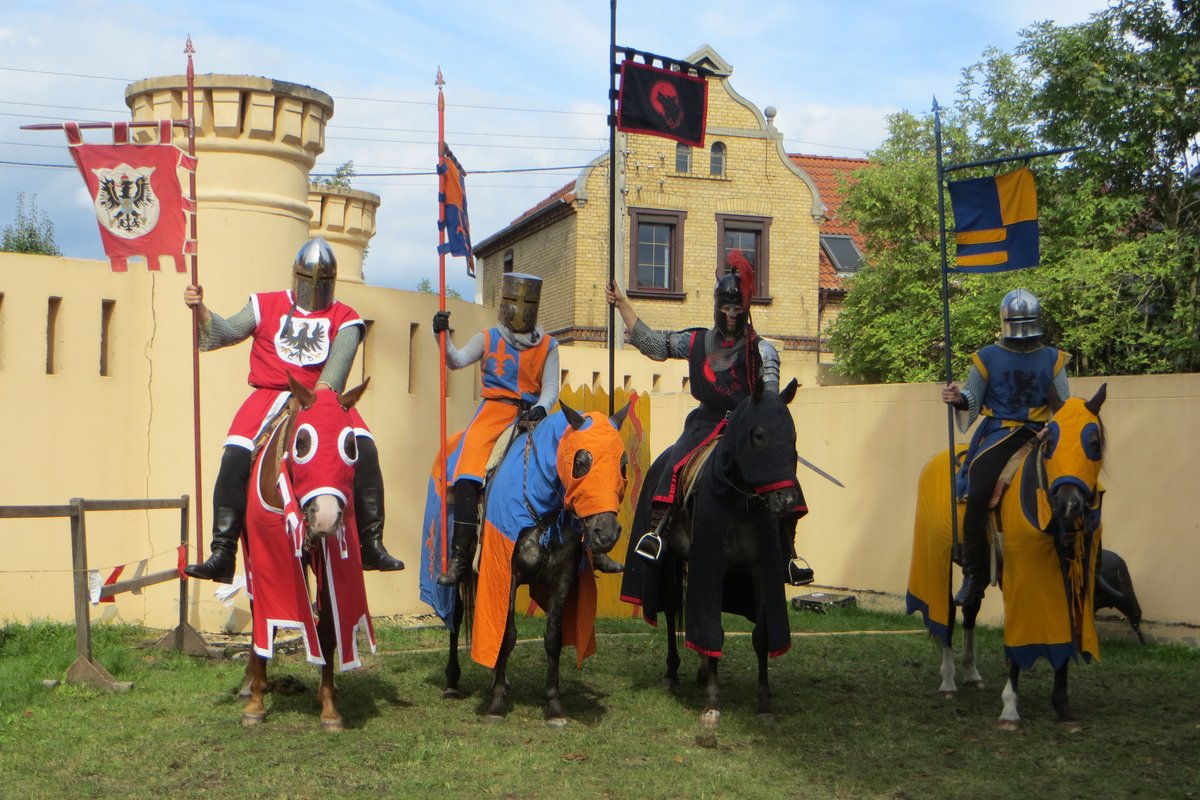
1;607;1197;800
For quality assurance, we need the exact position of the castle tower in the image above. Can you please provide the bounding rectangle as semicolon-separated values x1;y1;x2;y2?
124;75;335;310
307;185;381;285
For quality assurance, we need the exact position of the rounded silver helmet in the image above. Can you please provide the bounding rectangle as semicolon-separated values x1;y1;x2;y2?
1000;288;1043;340
292;237;337;312
498;272;542;334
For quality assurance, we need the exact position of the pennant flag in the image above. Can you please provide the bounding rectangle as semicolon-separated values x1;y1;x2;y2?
65;120;196;272
948;166;1039;273
438;143;475;278
617;60;708;147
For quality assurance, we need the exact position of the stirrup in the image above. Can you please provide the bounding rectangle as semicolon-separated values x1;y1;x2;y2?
634;531;663;561
787;557;814;587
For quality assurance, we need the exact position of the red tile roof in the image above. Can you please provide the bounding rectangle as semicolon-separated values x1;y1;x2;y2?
509;181;576;226
789;154;873;292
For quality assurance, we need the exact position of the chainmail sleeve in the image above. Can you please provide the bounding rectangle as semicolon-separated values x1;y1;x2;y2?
629;319;691;361
199;302;256;351
316;325;362;392
758;338;780;393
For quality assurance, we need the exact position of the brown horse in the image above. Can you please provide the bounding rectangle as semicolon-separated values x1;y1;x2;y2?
239;374;374;731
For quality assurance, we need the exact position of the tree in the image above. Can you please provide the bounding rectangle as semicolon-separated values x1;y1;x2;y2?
1;193;61;256
417;277;461;300
829;1;1199;381
311;161;356;189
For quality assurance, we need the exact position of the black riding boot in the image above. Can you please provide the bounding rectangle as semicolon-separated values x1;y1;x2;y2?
592;552;624;573
437;480;479;586
357;487;405;571
185;447;250;584
184;506;241;583
954;519;989;606
354;438;404;571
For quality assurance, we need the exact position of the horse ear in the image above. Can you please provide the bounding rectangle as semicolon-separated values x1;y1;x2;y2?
610;400;631;431
1084;382;1107;416
780;378;800;404
288;373;317;410
1047;382;1065;414
559;400;586;430
338;377;370;411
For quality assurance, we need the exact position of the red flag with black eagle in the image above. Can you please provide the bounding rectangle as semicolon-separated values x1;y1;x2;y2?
65;120;196;272
617;60;708;147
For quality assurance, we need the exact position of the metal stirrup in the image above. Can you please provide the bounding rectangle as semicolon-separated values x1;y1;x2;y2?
635;509;671;561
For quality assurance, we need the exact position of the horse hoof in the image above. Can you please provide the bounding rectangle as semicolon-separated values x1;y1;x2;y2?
241;712;264;727
662;677;680;692
484;714;506;724
996;719;1021;732
700;709;720;729
938;690;958;700
321;718;344;733
963;679;985;689
757;713;777;725
441;687;462;700
1059;720;1083;734
545;716;569;729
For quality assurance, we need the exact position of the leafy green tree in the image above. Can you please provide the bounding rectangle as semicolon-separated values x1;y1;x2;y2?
416;277;462;300
312;161;356;189
829;1;1199;381
1;193;61;256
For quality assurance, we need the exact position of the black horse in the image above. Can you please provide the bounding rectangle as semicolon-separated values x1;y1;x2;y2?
621;379;804;727
441;403;630;726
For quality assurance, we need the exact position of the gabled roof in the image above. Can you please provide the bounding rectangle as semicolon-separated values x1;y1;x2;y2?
789;154;873;293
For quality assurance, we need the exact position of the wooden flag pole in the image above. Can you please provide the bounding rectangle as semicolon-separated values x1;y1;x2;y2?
185;37;204;563
436;69;449;573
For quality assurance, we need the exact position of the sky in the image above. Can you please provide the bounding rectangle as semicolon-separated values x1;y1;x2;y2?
0;0;1111;298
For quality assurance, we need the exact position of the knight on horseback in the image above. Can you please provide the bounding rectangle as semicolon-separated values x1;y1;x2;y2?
605;250;811;586
941;288;1070;606
432;272;627;586
183;237;404;584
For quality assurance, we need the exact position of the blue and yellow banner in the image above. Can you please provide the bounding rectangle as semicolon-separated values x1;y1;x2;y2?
948;166;1039;273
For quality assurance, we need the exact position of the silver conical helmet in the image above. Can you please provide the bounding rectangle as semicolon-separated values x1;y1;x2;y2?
1000;288;1043;340
292;237;337;312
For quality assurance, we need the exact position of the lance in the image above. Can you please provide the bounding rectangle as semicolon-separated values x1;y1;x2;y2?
436;69;450;574
796;454;845;488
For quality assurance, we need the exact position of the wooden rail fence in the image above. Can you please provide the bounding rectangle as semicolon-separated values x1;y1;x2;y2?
0;495;213;691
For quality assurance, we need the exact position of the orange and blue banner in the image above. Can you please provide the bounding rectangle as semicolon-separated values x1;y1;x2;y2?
438;143;475;278
948;166;1039;273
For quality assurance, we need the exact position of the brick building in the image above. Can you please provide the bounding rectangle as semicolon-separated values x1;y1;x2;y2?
474;46;857;371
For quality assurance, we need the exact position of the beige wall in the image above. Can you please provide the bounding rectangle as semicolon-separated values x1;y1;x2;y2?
2;292;1195;633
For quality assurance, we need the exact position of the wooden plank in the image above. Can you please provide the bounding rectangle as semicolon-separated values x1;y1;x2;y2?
0;505;75;518
98;569;179;600
69;498;92;663
82;498;188;512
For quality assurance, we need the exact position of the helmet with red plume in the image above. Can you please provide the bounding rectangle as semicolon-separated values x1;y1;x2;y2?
714;250;754;334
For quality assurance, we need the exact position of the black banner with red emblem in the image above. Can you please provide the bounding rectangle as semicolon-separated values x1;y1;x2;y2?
617;60;708;147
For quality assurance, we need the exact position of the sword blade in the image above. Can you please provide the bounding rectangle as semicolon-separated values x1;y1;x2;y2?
796;453;845;488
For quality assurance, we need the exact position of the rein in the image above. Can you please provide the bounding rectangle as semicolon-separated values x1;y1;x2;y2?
520;427;567;544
